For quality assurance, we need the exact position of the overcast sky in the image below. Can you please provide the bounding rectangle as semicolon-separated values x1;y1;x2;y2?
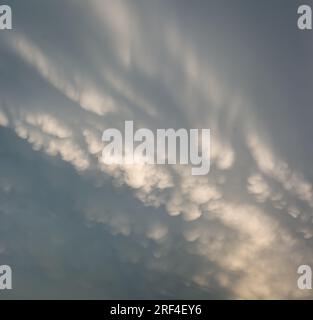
1;0;313;299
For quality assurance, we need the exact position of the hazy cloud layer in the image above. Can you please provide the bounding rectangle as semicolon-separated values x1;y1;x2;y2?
1;0;313;299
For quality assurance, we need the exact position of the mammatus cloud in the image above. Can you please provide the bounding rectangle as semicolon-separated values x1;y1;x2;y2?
0;0;313;299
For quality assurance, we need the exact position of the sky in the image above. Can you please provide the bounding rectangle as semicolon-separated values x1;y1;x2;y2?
0;0;313;299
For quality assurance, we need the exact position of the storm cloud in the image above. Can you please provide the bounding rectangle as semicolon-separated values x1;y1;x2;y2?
0;0;313;299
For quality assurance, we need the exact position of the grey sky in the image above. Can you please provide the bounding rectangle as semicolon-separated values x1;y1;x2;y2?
0;0;313;299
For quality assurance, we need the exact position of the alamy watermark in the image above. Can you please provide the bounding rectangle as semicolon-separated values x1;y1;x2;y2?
1;4;313;31
0;5;12;30
297;265;312;290
297;5;312;30
0;265;12;290
101;121;211;175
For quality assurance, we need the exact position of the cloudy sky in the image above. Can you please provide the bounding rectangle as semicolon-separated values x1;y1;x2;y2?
1;0;313;299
